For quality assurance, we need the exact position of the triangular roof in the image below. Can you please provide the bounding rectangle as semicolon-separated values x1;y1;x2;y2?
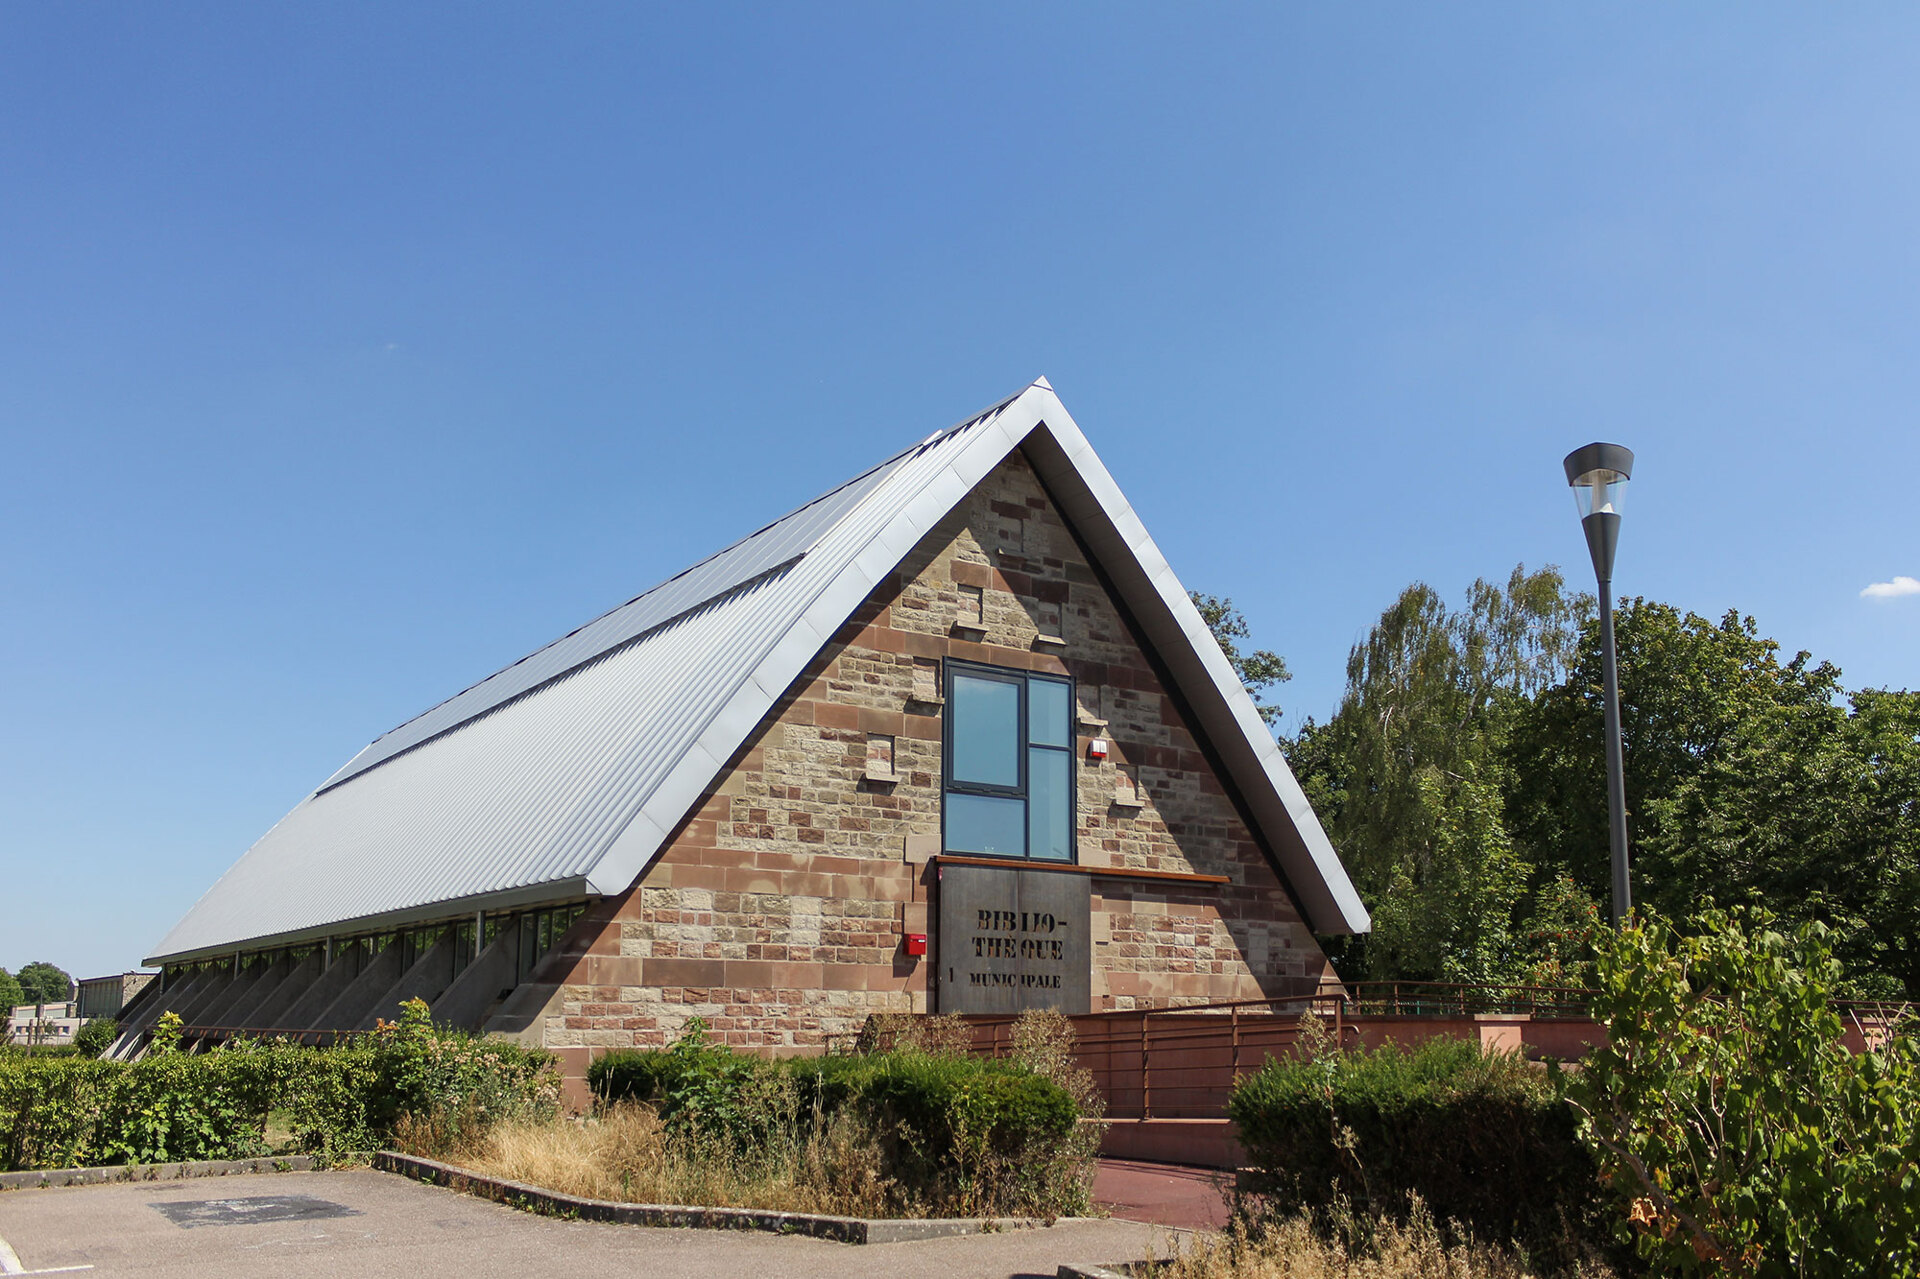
149;380;1368;964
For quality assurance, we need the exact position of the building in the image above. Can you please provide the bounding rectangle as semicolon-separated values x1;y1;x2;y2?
76;972;156;1022
115;380;1369;1085
6;1003;81;1047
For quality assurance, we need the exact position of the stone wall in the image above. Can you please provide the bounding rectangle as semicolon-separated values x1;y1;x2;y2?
535;449;1335;1060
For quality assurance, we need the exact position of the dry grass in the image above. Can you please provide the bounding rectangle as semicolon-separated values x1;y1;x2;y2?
398;1011;1104;1221
1143;1205;1622;1279
419;1102;907;1217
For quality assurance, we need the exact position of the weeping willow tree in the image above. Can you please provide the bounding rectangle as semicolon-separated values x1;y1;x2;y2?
1288;566;1593;983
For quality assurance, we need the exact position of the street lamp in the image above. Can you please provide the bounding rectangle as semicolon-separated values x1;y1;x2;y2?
1564;442;1635;926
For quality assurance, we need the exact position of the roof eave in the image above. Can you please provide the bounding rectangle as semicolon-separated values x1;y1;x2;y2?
143;876;596;967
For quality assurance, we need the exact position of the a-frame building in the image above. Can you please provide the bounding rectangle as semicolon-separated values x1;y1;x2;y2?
119;380;1369;1083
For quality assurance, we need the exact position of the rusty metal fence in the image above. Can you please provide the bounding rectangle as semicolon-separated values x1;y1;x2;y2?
831;981;1607;1120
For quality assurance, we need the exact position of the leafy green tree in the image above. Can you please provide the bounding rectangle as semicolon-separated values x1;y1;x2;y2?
1506;602;1920;996
1504;603;1843;910
1221;567;1916;996
1644;686;1920;997
1291;565;1590;982
0;969;23;1014
1190;592;1291;726
14;962;73;1004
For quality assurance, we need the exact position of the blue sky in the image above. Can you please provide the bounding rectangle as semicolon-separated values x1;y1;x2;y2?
3;6;1915;979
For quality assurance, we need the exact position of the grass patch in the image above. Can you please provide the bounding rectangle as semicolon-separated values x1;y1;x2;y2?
417;1101;903;1217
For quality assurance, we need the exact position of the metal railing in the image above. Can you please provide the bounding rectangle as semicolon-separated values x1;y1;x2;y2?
1339;980;1597;1019
828;981;1611;1120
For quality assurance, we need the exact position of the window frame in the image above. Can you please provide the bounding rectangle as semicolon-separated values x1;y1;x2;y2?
940;658;1077;863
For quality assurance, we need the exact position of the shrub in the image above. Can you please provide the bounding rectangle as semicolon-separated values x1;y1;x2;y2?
1569;908;1920;1277
0;999;556;1172
1228;1023;1606;1262
589;1014;1092;1217
71;1019;117;1059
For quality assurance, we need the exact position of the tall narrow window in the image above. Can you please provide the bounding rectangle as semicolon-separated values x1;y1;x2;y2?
943;662;1074;861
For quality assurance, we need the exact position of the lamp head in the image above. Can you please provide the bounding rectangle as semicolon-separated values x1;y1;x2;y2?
1564;442;1634;581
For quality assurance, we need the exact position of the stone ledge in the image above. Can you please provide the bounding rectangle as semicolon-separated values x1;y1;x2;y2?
374;1150;1060;1244
0;1154;317;1192
1057;1264;1137;1279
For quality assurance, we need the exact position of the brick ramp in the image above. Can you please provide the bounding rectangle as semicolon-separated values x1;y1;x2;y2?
1092;1158;1231;1231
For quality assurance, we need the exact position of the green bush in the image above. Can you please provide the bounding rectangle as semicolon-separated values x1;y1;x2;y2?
1228;1028;1605;1261
71;1019;117;1059
1570;908;1920;1277
0;999;557;1172
591;1017;1088;1216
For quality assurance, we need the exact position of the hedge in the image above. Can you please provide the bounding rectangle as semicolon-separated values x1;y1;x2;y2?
1228;1035;1606;1257
0;1002;556;1172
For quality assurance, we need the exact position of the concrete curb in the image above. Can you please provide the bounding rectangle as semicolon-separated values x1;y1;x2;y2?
0;1155;317;1191
373;1150;1054;1245
1056;1265;1136;1279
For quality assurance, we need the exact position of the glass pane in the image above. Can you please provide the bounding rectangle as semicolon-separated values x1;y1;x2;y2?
951;673;1020;787
946;791;1027;856
1572;470;1627;519
1027;748;1072;860
1028;678;1071;748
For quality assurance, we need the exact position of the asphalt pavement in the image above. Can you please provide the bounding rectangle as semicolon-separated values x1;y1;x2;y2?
0;1169;1194;1279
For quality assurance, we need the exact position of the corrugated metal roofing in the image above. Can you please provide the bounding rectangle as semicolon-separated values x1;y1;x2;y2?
148;380;1366;965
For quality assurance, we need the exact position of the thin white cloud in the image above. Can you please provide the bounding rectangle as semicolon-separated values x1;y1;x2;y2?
1861;575;1920;599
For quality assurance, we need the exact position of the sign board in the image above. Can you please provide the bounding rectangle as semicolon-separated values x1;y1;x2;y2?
937;863;1092;1014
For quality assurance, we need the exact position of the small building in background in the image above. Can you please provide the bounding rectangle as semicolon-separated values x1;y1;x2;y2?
76;972;156;1021
5;1002;81;1046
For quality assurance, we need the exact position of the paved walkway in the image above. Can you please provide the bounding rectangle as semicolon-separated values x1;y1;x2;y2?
0;1169;1195;1279
1092;1159;1234;1231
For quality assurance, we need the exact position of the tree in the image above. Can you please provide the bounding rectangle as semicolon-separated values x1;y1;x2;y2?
1504;602;1844;912
15;962;73;1004
1644;685;1920;997
1190;593;1291;727
0;968;22;1014
1290;565;1591;982
1216;568;1918;996
1501;602;1920;996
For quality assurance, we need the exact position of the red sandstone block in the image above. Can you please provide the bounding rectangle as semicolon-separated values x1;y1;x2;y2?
812;702;861;731
585;958;646;986
951;560;994;588
770;961;825;988
677;819;718;847
820;964;872;992
724;960;777;988
899;631;946;659
858;707;905;736
666;864;729;892
647;957;726;986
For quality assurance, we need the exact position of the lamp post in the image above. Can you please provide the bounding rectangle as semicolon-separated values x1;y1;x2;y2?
1564;442;1635;926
